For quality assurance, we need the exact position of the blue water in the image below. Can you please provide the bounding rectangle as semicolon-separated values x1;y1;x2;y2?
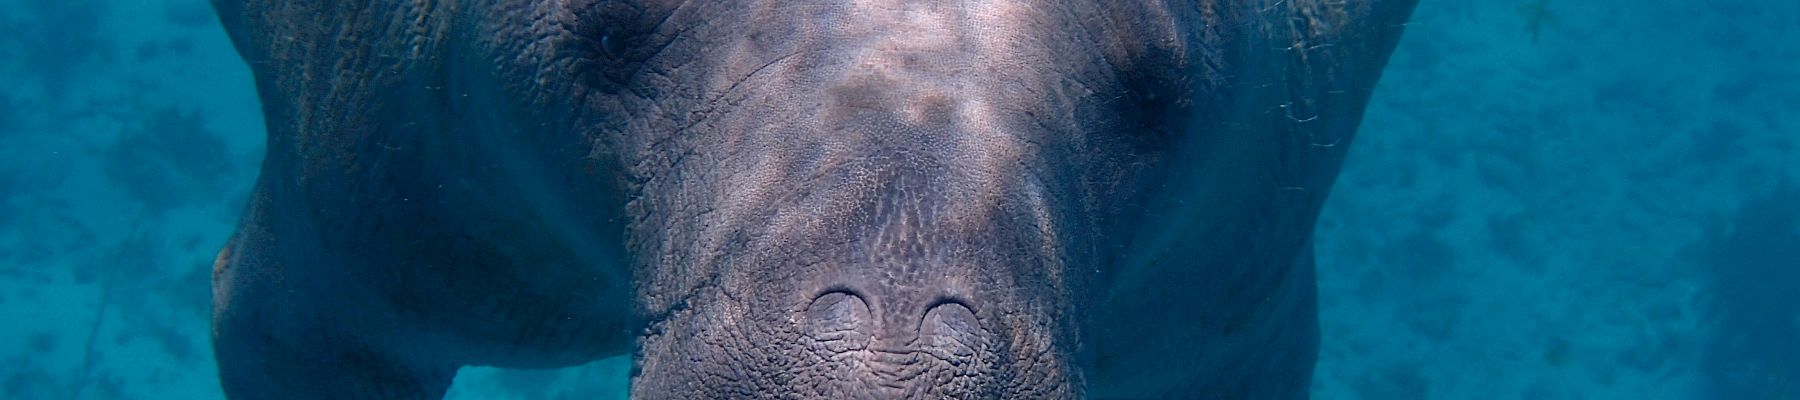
1;0;1794;398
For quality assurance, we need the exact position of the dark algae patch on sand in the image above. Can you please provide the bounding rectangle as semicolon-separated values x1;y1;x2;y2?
100;107;235;214
2;0;116;101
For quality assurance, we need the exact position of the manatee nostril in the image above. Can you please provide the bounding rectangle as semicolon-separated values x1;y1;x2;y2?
805;291;874;353
919;300;983;362
921;299;979;336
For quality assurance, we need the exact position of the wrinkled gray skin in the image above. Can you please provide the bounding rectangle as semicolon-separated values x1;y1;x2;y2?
209;0;1415;398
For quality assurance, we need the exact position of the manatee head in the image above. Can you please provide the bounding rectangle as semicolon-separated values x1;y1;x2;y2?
541;2;1192;397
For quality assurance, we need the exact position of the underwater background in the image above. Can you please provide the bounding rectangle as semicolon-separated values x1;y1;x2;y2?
0;0;1794;398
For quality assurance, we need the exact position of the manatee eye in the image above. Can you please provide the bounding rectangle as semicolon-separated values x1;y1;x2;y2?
1113;71;1195;153
804;291;874;353
600;34;619;58
566;0;652;92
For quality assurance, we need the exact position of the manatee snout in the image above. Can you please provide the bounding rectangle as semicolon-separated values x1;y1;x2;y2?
798;290;989;396
630;167;1081;397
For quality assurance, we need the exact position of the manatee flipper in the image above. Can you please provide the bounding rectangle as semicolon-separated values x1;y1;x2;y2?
213;313;455;400
1085;0;1418;398
210;1;635;398
212;222;457;400
212;331;455;400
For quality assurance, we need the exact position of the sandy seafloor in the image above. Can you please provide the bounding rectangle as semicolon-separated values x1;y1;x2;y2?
1;0;1795;398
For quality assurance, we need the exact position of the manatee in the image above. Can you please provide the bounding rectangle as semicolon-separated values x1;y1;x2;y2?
208;0;1417;398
